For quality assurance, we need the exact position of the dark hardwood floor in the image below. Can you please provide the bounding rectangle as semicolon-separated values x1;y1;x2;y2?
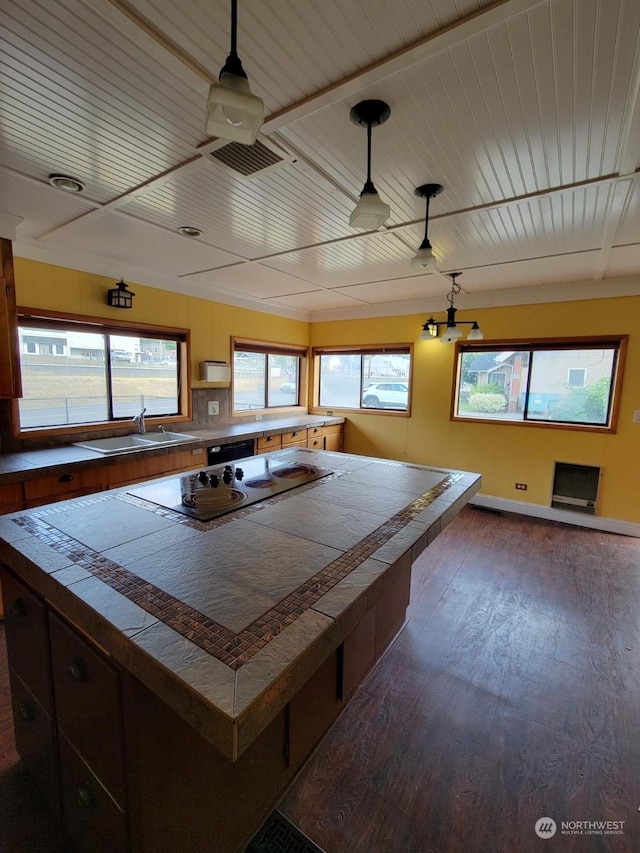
1;507;639;852
279;507;640;853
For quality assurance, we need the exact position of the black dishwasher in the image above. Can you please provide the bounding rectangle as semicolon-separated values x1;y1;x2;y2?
207;439;256;465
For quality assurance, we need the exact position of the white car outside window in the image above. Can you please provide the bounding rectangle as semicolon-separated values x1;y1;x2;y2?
361;382;409;409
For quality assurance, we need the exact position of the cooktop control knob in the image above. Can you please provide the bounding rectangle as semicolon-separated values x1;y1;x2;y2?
209;474;219;488
222;470;232;485
235;467;244;480
197;471;209;484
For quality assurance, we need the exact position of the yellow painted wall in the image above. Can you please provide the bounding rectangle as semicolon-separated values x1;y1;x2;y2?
312;293;640;524
14;259;310;386
13;258;640;523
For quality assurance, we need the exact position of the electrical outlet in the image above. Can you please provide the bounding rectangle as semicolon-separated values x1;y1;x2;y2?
207;401;219;416
515;483;527;491
633;410;640;424
255;414;262;421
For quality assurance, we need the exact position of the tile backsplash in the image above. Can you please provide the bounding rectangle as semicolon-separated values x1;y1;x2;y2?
0;390;306;455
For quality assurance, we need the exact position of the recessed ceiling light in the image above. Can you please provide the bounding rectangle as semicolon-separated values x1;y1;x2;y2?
48;174;85;193
178;226;203;237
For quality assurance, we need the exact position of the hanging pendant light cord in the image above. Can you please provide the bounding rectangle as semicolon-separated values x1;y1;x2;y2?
361;122;376;194
423;194;431;245
221;0;246;78
230;0;238;58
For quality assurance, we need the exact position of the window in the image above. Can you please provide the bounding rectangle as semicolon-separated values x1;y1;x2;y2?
568;368;586;388
454;337;626;430
232;338;306;413
16;311;188;432
314;346;412;412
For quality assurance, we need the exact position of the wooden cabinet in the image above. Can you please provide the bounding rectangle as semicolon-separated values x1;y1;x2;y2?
258;423;344;454
256;433;281;454
0;238;22;399
281;428;306;448
307;424;343;452
105;446;206;489
24;468;104;508
1;565;61;818
49;613;129;852
0;481;24;514
49;614;127;810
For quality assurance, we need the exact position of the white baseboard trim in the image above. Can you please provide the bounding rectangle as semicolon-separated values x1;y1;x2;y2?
469;494;640;538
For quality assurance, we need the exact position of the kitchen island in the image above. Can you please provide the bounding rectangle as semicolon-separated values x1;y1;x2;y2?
0;448;480;852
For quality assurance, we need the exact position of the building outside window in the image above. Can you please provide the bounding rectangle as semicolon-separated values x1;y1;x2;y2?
455;337;626;429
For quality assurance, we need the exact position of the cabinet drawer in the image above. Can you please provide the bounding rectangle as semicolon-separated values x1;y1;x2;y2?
1;566;54;713
281;429;305;445
59;735;129;853
9;669;62;820
24;468;103;504
49;613;127;809
306;436;324;450
257;434;282;451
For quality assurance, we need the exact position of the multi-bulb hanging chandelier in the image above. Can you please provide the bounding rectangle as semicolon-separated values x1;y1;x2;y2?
420;272;484;343
348;100;391;229
205;0;264;145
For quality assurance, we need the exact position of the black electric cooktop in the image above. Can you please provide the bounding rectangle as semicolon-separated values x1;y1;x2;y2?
127;455;333;521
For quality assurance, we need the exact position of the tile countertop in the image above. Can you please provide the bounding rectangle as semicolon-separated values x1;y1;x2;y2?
0;414;345;484
0;447;480;761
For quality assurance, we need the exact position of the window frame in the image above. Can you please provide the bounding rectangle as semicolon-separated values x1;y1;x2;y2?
12;307;191;439
311;343;413;416
231;336;308;417
451;335;628;433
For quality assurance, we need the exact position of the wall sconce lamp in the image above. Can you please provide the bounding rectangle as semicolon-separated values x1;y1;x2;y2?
205;0;264;145
107;278;135;309
420;272;484;343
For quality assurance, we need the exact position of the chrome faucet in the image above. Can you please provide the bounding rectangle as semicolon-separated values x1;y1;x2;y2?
133;407;147;434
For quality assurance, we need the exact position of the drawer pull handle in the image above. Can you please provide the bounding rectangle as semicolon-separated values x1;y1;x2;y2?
9;598;27;619
266;436;273;442
76;782;97;809
68;657;88;683
58;474;74;483
18;701;36;723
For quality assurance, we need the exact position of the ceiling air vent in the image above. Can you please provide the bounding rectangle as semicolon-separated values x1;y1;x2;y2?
200;136;294;180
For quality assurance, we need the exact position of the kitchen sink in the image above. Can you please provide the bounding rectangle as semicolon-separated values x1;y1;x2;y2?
73;432;199;455
136;431;198;444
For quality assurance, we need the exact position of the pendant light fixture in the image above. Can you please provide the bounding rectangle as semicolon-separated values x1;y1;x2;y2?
205;0;264;145
349;100;391;229
411;183;443;270
419;272;484;343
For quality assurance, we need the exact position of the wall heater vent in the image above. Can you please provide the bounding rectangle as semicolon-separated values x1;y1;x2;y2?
552;462;601;515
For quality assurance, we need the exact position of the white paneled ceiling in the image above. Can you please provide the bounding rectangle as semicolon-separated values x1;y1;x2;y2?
1;0;639;321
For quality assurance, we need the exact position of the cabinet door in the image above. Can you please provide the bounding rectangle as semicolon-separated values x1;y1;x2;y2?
1;566;54;713
0;238;22;399
0;481;24;515
9;669;62;820
58;735;129;853
322;425;343;452
49;613;127;809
